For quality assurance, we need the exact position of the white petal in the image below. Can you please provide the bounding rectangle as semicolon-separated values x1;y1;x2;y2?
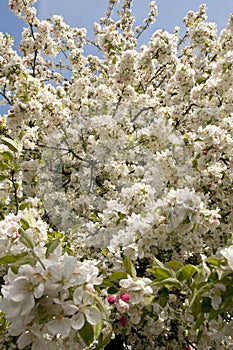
58;318;71;337
21;294;35;315
18;264;34;276
71;312;85;330
220;246;233;270
32;338;48;350
62;255;76;278
73;286;83;305
17;332;33;349
0;298;21;321
84;306;101;325
8;319;26;336
34;283;44;298
46;265;62;282
47;318;71;337
10;277;30;302
64;303;79;316
211;294;222;311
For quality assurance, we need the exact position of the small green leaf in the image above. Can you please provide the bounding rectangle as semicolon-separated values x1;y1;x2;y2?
201;297;212;313
190;283;213;315
157;287;169;307
152;257;166;269
102;248;108;257
108;271;128;281
21;72;28;79
158;295;168;307
1;136;18;152
144;295;155;306
100;280;116;288
0;151;14;162
19;230;35;249
107;286;119;294
94;319;103;339
123;256;137;277
79;321;94;347
165;260;184;271
0;253;27;265
20;218;30;230
46;239;59;258
177;264;198;281
205;257;220;267
147;267;172;279
152;277;183;289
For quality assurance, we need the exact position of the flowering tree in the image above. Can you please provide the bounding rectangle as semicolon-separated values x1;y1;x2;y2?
0;0;233;349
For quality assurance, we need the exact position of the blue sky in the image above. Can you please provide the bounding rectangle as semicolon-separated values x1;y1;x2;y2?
0;0;232;50
0;0;232;115
37;0;233;46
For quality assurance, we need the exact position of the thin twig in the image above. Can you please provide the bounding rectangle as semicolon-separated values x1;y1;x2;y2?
29;24;38;77
11;169;19;215
184;338;198;350
86;38;102;51
130;106;154;123
0;91;12;105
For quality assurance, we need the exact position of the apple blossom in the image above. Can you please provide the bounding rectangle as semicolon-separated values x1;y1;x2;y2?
0;0;233;349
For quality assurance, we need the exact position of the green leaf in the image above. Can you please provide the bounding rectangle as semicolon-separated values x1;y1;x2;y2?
157;287;169;307
79;321;94;347
0;253;27;265
190;283;213;317
123;256;137;277
108;271;128;281
192;159;198;169
205;257;220;267
0;151;14;162
147;267;172;279
21;72;28;79
158;295;168;307
176;264;198;281
19;230;35;249
165;260;183;271
1;136;18;152
107;286;119;294
102;248;108;257
20;218;30;230
100;280;116;288
144;295;155;306
46;239;59;258
94;319;103;339
152;277;183;289
201;297;212;313
152;257;167;269
195;313;204;340
0;174;7;181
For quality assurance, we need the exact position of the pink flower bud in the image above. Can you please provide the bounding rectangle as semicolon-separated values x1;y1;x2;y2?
85;283;96;294
120;315;127;328
107;296;115;304
120;293;130;302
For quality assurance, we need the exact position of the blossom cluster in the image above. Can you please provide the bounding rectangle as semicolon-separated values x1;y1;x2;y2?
0;0;233;349
0;245;105;349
